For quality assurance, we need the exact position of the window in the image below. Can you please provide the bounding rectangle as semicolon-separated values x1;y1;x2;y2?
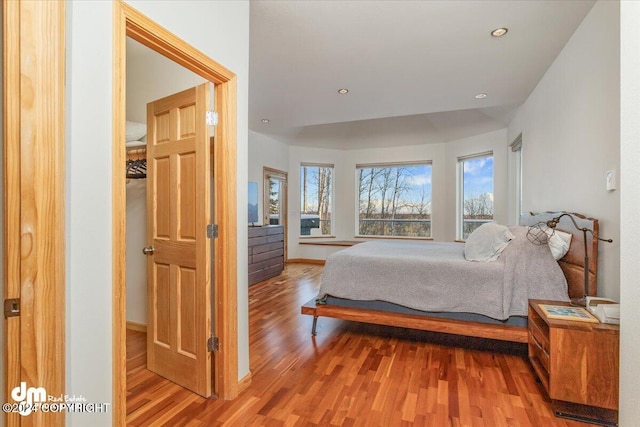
510;134;523;223
300;163;333;236
458;152;494;240
356;162;432;237
264;167;287;227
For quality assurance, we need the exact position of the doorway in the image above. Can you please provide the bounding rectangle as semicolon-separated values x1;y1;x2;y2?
125;36;214;397
263;167;288;261
114;2;239;423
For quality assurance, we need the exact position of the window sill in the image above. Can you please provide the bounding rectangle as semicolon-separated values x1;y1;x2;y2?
299;235;336;239
299;240;359;247
354;235;433;241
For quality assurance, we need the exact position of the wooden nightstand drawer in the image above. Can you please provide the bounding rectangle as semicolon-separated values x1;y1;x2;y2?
529;329;549;371
528;330;550;392
529;318;549;357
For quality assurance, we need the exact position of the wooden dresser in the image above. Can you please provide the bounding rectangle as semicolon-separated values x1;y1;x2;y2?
528;299;619;426
248;225;284;285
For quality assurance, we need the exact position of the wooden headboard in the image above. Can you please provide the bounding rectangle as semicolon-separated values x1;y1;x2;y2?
520;211;599;300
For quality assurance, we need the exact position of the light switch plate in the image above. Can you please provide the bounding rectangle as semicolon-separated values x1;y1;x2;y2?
606;170;616;191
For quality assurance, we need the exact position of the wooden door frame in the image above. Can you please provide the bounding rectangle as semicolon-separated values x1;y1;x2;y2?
263;167;288;261
113;1;239;424
3;1;66;425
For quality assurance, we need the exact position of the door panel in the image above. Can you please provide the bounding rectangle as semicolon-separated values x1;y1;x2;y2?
146;83;212;397
154;263;171;347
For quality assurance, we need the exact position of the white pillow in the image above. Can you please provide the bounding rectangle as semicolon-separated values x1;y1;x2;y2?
547;229;572;260
126;121;147;142
464;222;515;262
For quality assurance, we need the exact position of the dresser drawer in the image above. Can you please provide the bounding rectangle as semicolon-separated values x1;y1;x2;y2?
248;225;284;285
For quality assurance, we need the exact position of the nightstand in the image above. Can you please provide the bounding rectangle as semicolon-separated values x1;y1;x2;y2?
528;299;619;426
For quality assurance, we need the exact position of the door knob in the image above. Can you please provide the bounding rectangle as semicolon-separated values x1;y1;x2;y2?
142;246;155;255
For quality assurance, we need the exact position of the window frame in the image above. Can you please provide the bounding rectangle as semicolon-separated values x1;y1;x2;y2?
510;134;523;223
299;162;335;238
354;161;433;239
457;151;494;241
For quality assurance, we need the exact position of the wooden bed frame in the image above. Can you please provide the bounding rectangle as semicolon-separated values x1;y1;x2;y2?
301;212;600;343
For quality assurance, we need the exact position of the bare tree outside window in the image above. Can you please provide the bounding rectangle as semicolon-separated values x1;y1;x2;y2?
268;178;280;224
269;179;278;214
357;163;432;237
300;165;333;235
460;155;494;239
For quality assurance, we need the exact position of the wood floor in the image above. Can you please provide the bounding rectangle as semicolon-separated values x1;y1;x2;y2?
126;263;594;426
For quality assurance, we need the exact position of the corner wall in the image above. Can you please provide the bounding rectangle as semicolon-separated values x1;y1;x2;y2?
247;131;289;225
507;0;620;300
620;1;640;424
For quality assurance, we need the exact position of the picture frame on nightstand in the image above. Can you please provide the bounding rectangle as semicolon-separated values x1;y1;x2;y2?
538;304;599;323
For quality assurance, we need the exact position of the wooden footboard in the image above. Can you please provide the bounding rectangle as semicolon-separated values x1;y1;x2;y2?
301;300;528;343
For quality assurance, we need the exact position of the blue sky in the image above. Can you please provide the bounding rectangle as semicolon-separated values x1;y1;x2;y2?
401;164;432;206
463;156;494;198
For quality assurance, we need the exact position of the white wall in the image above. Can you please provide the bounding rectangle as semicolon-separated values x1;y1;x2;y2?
66;2;114;425
65;1;250;425
125;180;147;324
248;130;289;225
285;128;508;260
125;44;207;325
507;0;620;300
126;44;206;123
620;1;640;425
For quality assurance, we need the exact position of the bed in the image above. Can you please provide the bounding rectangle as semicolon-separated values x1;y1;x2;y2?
301;212;601;343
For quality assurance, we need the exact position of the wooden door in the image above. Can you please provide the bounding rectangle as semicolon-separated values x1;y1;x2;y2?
145;84;212;397
4;1;66;426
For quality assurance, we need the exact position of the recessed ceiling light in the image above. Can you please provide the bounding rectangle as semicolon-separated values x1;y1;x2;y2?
491;27;508;37
338;88;349;95
475;93;487;99
261;118;270;123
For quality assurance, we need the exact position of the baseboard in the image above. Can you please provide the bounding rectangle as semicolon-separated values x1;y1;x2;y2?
287;258;326;265
126;321;147;333
238;371;252;393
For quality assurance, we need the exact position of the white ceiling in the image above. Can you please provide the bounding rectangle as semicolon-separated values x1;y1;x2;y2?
249;0;595;148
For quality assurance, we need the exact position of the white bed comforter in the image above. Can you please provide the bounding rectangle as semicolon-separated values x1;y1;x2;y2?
318;226;569;320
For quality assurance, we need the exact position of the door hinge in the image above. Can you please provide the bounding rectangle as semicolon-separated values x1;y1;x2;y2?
4;298;20;318
206;111;218;126
207;336;219;352
207;224;218;239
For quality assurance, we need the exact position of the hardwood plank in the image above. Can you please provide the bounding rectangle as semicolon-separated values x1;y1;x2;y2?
127;263;593;427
